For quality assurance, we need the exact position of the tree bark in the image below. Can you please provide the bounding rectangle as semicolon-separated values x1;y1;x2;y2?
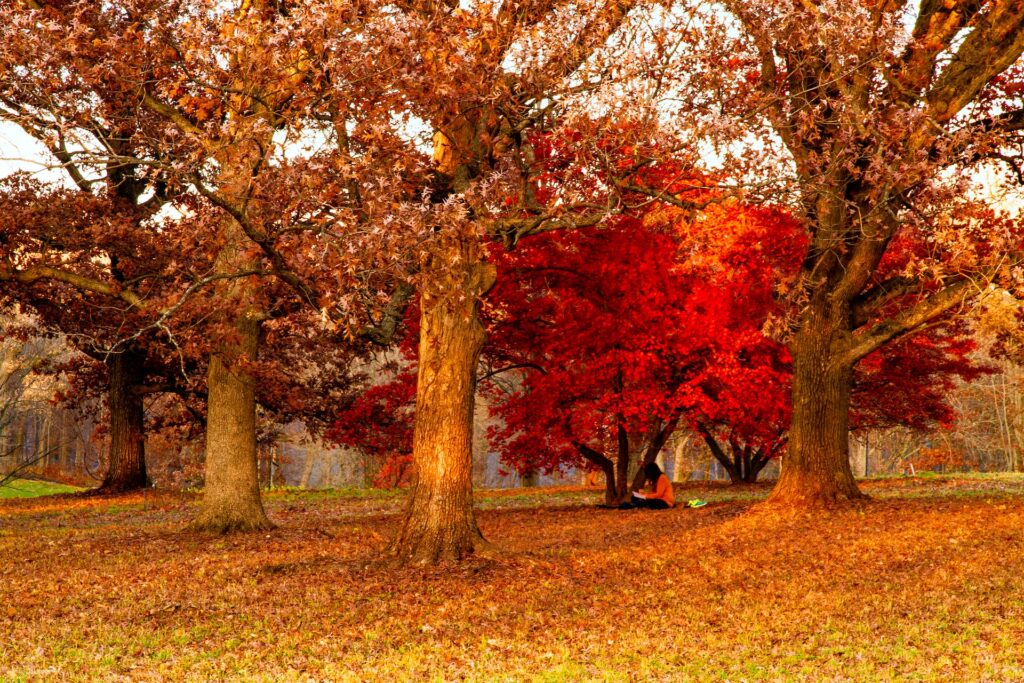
577;442;618;505
390;238;496;564
96;350;147;493
629;416;681;491
191;314;273;532
187;94;276;531
613;421;631;502
300;449;317;488
700;424;777;485
768;313;865;506
700;428;739;483
741;448;770;484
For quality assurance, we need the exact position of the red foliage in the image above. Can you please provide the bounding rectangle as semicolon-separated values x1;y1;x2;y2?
482;197;806;479
326;312;419;487
853;324;991;432
328;128;994;490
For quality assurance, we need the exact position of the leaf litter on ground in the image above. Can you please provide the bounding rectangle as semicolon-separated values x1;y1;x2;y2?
2;474;1024;681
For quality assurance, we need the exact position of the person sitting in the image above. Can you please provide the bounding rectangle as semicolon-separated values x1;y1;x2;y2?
621;462;674;509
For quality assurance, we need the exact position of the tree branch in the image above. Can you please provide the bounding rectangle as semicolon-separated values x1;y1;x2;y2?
924;1;1024;125
140;90;213;149
843;277;981;365
189;174;322;309
850;275;920;326
361;282;415;346
0;265;145;309
477;362;547;383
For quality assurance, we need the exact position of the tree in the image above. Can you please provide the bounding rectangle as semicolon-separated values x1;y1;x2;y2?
696;0;1024;505
0;173;368;495
1;0;407;526
308;0;712;561
696;318;992;485
694;347;791;485
331;185;807;500
484;197;805;502
0;173;194;493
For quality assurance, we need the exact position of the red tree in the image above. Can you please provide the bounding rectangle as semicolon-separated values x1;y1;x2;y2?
334;189;991;501
331;189;807;501
688;1;1024;506
482;199;806;503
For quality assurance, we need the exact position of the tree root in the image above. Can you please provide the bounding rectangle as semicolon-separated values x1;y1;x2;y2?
188;511;275;534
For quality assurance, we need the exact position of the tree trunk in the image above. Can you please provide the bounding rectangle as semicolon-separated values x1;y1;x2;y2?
768;316;865;506
629;416;681;491
613;422;631;502
96;350;147;493
701;428;740;483
300;449;317;488
191;314;273;532
189;127;273;532
13;416;26;468
741;449;770;484
390;240;496;564
576;442;618;505
59;411;70;472
737;444;751;482
41;412;51;469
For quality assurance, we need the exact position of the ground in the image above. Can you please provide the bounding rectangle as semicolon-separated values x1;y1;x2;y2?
2;475;1024;682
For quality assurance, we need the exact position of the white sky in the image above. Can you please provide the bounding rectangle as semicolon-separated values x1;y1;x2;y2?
0;121;69;185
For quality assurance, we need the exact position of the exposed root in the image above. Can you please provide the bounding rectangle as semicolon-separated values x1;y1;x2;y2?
388;527;500;566
757;485;871;514
82;482;149;497
188;511;275;534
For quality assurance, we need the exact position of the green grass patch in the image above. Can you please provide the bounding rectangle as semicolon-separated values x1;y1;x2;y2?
0;478;81;499
264;485;405;502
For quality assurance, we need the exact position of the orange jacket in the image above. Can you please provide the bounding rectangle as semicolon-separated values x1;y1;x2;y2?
646;474;674;507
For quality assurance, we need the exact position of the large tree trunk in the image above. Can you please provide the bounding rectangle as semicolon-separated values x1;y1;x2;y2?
189;112;275;531
768;313;865;506
191;314;273;532
96;350;147;493
390;239;496;564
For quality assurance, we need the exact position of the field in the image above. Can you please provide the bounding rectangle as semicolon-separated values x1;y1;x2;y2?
3;475;1024;681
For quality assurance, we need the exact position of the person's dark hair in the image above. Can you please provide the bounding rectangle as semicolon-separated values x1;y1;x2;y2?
644;462;662;486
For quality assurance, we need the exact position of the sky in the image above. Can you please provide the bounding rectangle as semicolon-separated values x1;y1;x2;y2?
0;121;68;184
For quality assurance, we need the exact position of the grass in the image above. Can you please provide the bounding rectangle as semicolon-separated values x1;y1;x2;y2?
0;477;81;499
3;474;1024;681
